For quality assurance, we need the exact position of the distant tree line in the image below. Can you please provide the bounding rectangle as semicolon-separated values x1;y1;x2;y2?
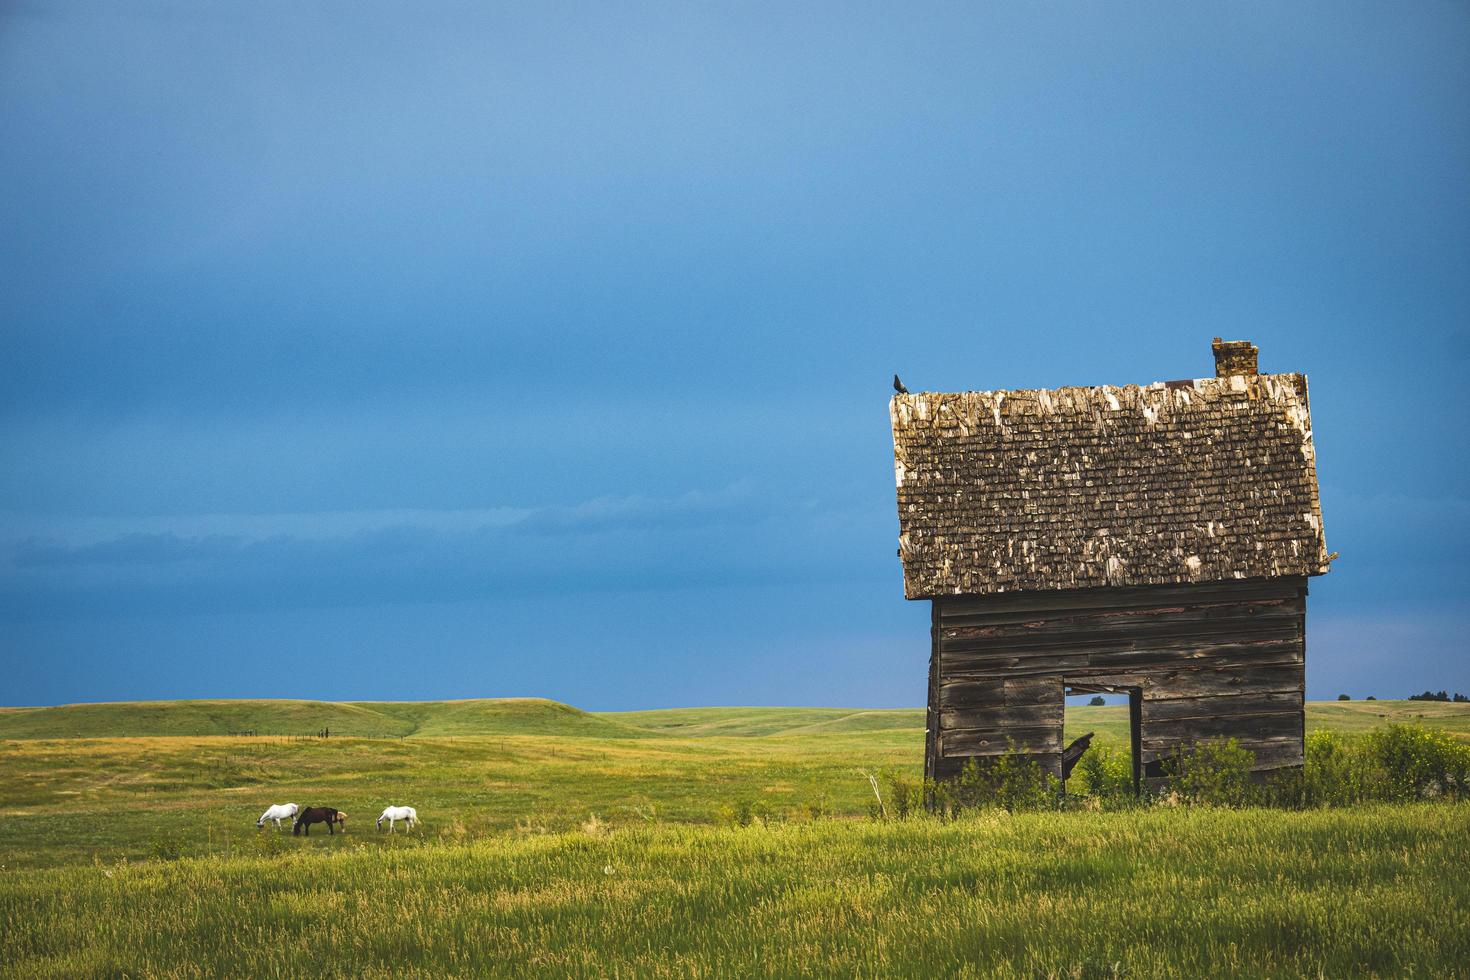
1333;692;1467;702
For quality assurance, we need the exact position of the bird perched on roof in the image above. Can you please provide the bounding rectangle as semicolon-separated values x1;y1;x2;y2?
893;374;908;395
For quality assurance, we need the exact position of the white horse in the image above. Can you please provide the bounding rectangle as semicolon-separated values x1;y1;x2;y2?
257;803;299;830
376;805;418;833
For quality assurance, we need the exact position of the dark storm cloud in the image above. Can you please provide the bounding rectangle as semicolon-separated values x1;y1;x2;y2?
14;532;236;568
0;484;886;621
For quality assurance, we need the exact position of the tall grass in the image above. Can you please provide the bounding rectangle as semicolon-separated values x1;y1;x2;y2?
2;804;1466;977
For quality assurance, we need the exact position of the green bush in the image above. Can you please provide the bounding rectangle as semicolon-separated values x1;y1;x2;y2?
1364;723;1470;801
912;723;1470;817
1162;738;1253;806
884;771;923;820
937;747;1061;815
1299;729;1380;806
1072;745;1134;802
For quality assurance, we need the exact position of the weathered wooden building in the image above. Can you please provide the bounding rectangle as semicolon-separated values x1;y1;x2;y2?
891;339;1331;789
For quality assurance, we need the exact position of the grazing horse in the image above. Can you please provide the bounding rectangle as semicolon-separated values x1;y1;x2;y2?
376;806;418;832
293;807;346;835
257;802;299;830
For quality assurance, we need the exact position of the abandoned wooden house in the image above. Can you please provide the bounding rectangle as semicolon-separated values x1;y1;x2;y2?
890;338;1331;790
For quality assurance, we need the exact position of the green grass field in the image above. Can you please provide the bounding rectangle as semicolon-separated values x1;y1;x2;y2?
3;698;1468;976
8;696;1464;742
5;805;1466;978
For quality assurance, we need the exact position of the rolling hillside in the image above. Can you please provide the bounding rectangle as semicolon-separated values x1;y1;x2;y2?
600;706;925;737
0;697;1465;741
0;697;654;740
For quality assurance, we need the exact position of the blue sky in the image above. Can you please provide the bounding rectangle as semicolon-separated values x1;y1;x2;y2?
2;1;1466;708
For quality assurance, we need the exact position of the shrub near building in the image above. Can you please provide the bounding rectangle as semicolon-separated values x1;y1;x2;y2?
902;723;1470;816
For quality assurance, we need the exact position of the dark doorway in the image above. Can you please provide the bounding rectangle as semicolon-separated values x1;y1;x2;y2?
1126;688;1142;795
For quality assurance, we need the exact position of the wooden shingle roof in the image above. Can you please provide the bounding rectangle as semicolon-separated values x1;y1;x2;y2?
890;367;1329;599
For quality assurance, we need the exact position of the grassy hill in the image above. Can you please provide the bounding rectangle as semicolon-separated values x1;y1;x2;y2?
0;700;927;741
3;697;1467;742
354;699;657;738
0;697;656;741
1303;699;1470;735
607;700;1470;744
601;706;926;737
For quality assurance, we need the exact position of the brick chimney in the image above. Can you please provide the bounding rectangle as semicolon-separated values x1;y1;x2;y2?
1212;337;1258;377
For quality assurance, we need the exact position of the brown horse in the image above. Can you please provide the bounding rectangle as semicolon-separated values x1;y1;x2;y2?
293;807;346;835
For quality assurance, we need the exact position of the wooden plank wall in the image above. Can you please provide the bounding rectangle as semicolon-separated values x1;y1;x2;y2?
929;578;1307;781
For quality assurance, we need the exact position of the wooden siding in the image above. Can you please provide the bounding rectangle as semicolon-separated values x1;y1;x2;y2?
929;578;1307;782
